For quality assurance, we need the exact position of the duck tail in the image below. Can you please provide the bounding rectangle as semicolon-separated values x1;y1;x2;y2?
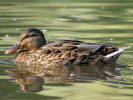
104;46;131;58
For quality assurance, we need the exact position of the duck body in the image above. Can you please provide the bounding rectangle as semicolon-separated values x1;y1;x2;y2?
5;28;130;66
15;40;120;66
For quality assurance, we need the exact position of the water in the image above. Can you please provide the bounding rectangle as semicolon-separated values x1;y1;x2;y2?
0;0;133;100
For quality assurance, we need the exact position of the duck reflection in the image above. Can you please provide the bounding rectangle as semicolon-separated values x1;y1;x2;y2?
6;70;44;92
6;63;121;92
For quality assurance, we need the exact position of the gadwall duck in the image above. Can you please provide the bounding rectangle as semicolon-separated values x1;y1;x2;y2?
5;28;130;66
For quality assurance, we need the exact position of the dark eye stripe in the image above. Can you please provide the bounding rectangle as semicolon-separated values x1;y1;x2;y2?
22;34;38;41
24;35;30;38
30;34;38;37
24;34;37;39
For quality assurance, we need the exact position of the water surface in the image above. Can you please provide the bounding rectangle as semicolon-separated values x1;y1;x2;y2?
0;0;133;100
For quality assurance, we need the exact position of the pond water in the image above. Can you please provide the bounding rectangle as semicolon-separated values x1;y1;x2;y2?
0;0;133;100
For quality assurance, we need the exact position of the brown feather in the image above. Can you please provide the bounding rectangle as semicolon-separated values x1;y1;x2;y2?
5;28;128;66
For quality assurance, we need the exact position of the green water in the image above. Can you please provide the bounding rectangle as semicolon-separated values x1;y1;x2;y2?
0;0;133;100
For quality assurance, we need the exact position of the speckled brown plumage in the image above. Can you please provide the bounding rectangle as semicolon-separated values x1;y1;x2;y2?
5;28;130;66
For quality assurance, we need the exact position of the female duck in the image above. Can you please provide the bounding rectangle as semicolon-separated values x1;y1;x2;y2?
5;28;130;66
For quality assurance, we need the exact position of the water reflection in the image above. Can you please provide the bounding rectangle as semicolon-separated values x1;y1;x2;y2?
6;63;121;92
6;70;44;92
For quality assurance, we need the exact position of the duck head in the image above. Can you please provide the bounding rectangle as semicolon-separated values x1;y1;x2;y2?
5;28;46;54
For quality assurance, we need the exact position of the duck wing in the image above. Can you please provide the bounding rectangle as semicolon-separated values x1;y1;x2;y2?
43;40;102;53
40;40;119;65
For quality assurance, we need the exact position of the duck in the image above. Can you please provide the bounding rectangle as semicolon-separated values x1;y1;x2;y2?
5;28;130;66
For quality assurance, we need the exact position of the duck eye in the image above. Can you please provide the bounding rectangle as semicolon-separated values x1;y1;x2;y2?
20;45;24;49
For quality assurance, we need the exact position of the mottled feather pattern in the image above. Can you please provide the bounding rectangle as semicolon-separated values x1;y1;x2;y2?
15;40;120;66
6;28;130;66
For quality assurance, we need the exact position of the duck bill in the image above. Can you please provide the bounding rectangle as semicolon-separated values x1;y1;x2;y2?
5;43;22;54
